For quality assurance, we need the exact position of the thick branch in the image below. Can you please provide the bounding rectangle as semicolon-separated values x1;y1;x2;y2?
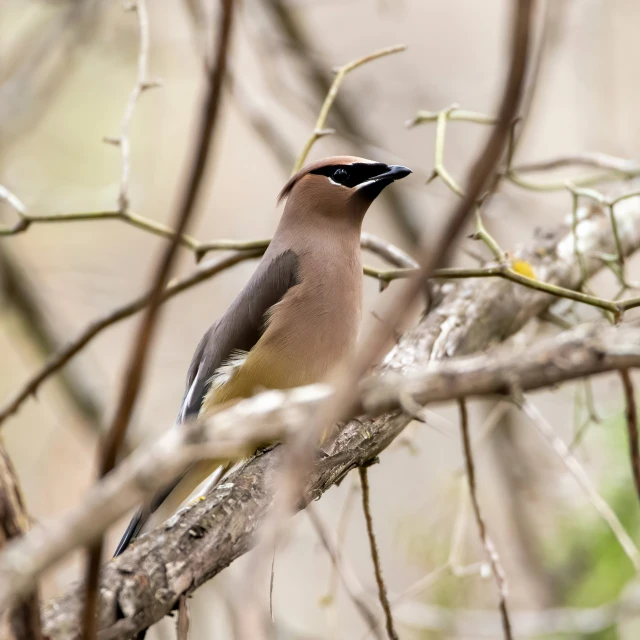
26;320;640;638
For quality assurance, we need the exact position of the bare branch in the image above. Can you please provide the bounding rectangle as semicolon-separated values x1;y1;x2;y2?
26;327;640;635
109;0;160;213
358;467;398;640
458;399;512;640
292;44;407;173
82;0;235;635
2;321;636;637
515;152;640;176
620;370;640;506
0;186;26;217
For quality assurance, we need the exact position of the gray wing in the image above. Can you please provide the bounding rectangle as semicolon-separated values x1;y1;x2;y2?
113;249;299;557
178;248;300;421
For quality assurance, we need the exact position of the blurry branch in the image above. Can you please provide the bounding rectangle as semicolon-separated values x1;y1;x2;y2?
407;106;640;193
358;467;398;640
620;370;640;506
307;505;382;639
0;443;41;640
564;183;640;289
27;321;640;637
489;409;558;607
516;396;640;570
0;321;622;612
457;399;512;640
360;233;418;269
515;152;640;176
81;0;235;636
0;233;413;429
102;0;161;213
0;187;26;216
292;44;406;173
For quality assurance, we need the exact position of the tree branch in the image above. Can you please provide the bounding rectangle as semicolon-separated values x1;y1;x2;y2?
18;320;640;637
358;467;398;640
619;370;640;505
458;399;512;640
82;0;235;635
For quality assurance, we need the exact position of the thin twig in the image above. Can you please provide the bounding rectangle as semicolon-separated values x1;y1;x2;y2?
292;44;406;173
620;369;640;506
269;547;276;623
307;504;383;639
81;0;235;636
364;262;640;318
108;0;160;213
265;0;420;242
0;185;26;217
407;110;640;193
358;467;398;640
517;395;640;570
458;399;513;640
515;152;640;176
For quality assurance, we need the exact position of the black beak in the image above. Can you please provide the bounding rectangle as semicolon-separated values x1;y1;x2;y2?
356;164;412;201
373;165;412;182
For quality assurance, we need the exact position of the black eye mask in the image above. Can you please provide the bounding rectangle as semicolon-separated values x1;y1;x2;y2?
310;162;389;188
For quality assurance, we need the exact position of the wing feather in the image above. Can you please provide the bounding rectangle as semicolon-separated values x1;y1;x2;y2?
114;249;299;557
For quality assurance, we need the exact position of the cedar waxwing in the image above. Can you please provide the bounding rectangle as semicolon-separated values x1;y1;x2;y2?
114;156;411;556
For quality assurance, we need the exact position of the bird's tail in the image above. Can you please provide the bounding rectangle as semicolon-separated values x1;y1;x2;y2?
113;461;230;557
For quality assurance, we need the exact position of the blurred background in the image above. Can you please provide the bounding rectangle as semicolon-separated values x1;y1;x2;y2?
2;0;640;638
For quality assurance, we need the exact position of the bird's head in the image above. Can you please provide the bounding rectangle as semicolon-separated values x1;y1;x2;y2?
277;156;412;223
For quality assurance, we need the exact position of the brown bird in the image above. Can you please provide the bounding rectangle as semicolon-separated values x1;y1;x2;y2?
114;156;411;556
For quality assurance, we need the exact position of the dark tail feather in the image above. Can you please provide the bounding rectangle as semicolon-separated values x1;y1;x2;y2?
113;473;187;557
113;506;149;557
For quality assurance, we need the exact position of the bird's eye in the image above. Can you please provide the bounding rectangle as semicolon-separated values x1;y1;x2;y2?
332;167;349;184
